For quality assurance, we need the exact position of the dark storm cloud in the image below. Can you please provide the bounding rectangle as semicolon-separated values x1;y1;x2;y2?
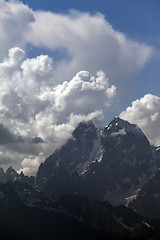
0;155;12;165
0;123;23;145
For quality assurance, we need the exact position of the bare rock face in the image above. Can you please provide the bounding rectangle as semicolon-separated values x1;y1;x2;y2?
0;167;5;183
36;117;157;205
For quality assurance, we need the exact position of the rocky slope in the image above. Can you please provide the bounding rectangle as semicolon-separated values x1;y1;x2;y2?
57;193;160;240
128;169;160;218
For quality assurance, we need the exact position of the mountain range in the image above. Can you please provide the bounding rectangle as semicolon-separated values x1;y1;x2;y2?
0;116;160;239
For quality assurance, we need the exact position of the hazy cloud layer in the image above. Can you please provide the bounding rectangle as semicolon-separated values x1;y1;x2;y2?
120;94;160;145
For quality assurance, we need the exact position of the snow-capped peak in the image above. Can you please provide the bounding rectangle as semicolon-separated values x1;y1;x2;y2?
106;117;144;136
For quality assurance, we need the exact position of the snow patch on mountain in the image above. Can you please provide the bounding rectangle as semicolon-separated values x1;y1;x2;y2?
142;222;154;228
110;128;126;137
113;215;134;230
77;130;103;175
90;130;104;163
103;171;153;206
156;146;160;151
125;194;137;206
103;184;138;206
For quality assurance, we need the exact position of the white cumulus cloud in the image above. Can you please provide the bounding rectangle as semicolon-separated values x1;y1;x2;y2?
0;47;115;175
27;10;153;84
120;94;160;145
0;0;153;85
0;0;34;60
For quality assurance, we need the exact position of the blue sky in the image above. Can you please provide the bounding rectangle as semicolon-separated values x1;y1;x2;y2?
0;0;160;174
22;0;160;99
22;0;160;43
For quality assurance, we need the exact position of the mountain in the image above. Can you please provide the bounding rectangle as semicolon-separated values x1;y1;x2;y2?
0;181;160;240
36;117;157;205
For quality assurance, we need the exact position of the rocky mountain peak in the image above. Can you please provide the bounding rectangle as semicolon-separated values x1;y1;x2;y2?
36;117;157;205
5;166;19;182
106;116;144;136
72;120;97;141
0;166;35;186
6;166;17;174
0;167;5;182
0;167;4;175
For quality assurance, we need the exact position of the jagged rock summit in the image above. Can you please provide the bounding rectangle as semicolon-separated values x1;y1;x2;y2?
0;166;35;186
36;117;157;205
106;116;144;136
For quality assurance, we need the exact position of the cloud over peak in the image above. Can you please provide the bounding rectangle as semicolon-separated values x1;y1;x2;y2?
120;94;160;145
